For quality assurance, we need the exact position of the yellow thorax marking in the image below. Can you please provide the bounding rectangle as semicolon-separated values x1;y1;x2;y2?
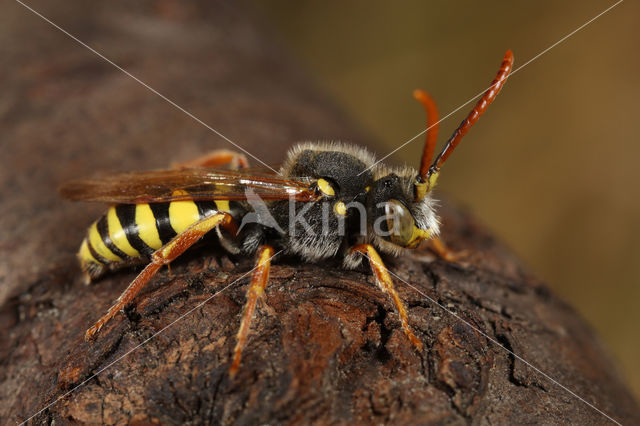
334;201;347;216
317;178;335;197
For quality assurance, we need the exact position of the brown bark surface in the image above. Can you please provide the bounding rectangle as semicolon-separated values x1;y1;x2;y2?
1;1;638;424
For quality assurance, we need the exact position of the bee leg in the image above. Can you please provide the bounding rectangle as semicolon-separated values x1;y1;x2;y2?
172;149;249;170
85;213;234;341
229;245;274;377
351;244;423;351
429;236;468;262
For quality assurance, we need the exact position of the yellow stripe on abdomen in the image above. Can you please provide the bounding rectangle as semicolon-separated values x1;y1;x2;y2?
169;200;201;234
79;238;101;265
135;204;163;250
107;206;140;257
89;223;122;262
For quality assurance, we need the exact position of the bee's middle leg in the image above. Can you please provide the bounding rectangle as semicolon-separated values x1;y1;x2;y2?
230;244;275;377
351;244;423;351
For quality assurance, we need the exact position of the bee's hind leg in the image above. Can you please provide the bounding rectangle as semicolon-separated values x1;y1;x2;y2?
84;213;234;341
230;245;274;377
351;244;423;351
172;149;249;170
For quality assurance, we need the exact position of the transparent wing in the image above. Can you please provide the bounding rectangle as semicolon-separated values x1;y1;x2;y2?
59;168;318;204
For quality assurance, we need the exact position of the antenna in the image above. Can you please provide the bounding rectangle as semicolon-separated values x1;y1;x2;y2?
413;90;440;183
429;50;514;183
414;50;514;201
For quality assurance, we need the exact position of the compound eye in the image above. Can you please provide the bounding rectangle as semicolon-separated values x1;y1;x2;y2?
385;199;415;246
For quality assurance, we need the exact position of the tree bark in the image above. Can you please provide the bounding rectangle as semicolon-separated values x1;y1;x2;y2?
1;1;638;424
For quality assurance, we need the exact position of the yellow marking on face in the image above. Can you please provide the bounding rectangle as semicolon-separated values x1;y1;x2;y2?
135;204;163;250
317;178;335;197
214;200;231;213
79;238;101;265
365;186;371;192
406;226;432;249
427;171;440;191
106;206;139;257
169;200;201;234
414;181;428;202
89;222;122;261
334;201;347;216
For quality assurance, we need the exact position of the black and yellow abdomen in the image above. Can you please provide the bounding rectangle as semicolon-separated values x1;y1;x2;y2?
78;199;230;281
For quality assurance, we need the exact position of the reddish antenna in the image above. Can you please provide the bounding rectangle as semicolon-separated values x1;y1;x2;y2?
413;90;439;183
427;50;514;181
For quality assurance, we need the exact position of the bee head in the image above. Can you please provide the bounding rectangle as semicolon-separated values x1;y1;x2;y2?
368;171;439;250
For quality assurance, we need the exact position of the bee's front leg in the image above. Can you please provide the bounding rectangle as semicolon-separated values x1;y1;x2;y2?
350;244;423;351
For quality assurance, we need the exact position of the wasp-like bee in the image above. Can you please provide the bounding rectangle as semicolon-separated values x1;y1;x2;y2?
61;51;513;375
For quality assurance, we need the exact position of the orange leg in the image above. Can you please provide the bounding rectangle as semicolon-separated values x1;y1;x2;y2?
429;236;468;262
229;245;274;377
351;244;423;351
172;149;249;170
85;213;233;341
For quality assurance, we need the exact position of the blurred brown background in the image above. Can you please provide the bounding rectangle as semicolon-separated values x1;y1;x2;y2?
250;0;640;397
